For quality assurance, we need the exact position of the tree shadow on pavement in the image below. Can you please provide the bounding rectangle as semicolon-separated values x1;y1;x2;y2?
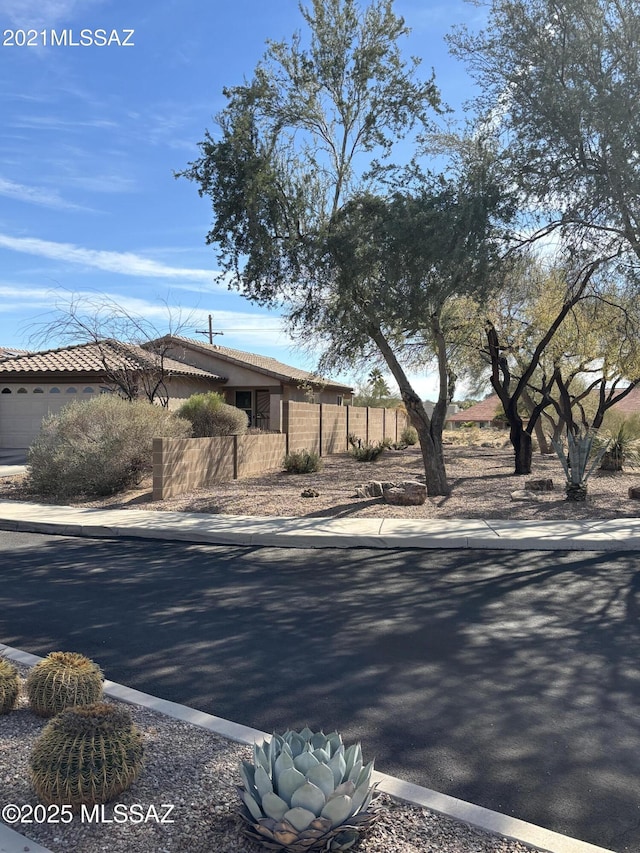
1;535;638;851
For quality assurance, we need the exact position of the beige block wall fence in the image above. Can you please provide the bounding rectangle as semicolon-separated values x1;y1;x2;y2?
153;401;411;499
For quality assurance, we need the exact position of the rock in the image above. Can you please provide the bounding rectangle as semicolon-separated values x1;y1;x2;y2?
300;488;319;498
383;480;427;506
511;489;548;502
355;481;397;498
525;478;554;492
628;486;640;500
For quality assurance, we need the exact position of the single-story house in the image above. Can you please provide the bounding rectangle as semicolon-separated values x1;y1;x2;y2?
447;387;640;431
0;339;223;449
422;400;459;419
145;335;353;432
0;337;353;449
447;394;505;428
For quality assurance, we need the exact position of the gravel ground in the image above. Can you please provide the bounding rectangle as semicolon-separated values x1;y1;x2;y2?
0;664;538;853
2;430;638;521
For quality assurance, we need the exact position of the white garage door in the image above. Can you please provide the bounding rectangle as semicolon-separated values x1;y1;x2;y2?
0;384;97;449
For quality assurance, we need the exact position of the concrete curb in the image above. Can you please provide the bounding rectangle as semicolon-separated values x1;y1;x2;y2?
1;501;640;551
0;644;615;853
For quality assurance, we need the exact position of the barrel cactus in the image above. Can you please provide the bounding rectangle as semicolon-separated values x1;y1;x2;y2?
238;727;379;852
29;702;144;809
26;651;103;717
0;659;20;714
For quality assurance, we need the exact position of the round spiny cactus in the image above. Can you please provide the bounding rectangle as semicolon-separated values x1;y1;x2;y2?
238;727;379;852
0;659;20;714
26;651;103;717
29;702;144;809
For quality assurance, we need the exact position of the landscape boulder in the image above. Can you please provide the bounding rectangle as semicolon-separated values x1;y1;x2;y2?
511;489;549;502
355;481;396;498
525;478;554;492
629;486;640;500
383;480;427;506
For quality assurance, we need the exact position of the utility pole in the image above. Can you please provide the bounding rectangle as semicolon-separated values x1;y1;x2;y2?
195;314;224;345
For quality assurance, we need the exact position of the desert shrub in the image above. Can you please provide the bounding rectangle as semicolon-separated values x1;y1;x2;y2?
27;395;191;498
400;425;418;446
283;449;322;473
348;434;391;462
177;392;248;437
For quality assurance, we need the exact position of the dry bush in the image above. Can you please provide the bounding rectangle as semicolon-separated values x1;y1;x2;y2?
177;392;248;437
28;395;191;498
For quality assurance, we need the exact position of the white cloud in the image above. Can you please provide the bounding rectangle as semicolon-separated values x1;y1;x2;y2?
0;283;292;351
0;234;221;284
0;177;87;211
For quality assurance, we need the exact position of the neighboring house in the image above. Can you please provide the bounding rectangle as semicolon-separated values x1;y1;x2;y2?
147;335;353;431
422;400;459;420
0;340;223;449
446;387;640;431
447;394;505;428
0;337;353;448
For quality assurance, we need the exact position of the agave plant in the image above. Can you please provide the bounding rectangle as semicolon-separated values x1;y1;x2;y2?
551;428;609;501
238;727;379;852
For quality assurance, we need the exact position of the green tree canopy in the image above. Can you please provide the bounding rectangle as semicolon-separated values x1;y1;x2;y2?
450;0;640;261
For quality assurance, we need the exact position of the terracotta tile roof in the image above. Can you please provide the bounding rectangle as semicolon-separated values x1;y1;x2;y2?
0;346;30;358
448;394;503;422
0;340;225;380
155;335;353;390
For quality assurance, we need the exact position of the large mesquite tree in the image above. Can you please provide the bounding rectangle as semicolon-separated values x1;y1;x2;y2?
179;0;508;496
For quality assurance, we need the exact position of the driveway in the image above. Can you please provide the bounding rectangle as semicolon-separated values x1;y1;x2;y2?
1;530;638;851
0;449;27;476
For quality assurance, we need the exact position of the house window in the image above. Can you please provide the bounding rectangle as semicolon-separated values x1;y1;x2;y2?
336;395;343;406
66;387;77;393
1;388;11;394
49;387;60;393
17;388;27;394
83;387;94;393
235;390;253;425
33;388;44;393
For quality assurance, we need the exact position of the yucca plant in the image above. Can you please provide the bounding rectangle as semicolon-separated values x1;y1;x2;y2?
238;727;379;852
26;651;103;717
552;428;609;501
599;423;640;472
0;659;20;714
30;702;144;809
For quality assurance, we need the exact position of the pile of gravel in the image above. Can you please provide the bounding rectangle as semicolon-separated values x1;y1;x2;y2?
0;663;536;853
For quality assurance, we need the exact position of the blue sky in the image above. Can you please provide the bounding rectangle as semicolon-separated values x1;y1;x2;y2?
0;0;484;397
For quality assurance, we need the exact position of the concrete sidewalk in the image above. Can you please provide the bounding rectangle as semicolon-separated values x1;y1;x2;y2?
0;499;639;550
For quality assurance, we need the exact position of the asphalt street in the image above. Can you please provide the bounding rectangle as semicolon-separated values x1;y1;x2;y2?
1;530;638;851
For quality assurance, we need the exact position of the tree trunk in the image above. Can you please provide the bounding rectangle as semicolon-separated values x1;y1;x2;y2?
511;423;533;475
367;324;450;496
521;389;552;454
413;419;449;497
